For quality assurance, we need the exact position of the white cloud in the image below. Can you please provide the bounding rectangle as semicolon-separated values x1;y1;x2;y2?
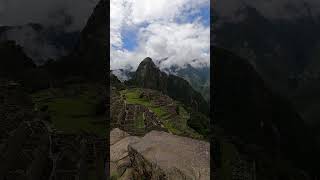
110;0;127;48
110;0;210;71
2;26;66;64
127;0;208;24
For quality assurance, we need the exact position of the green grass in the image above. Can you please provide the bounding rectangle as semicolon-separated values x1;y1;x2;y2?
120;89;151;106
151;106;167;117
120;88;167;117
110;172;120;180
32;83;106;137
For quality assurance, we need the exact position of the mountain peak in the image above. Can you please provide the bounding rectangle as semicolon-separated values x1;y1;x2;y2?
135;57;158;77
133;57;163;90
142;57;153;62
139;57;156;68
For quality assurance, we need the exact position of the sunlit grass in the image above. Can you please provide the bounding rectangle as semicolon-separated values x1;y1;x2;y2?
120;88;202;139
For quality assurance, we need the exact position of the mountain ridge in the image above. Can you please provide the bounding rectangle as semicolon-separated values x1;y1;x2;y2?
127;57;209;116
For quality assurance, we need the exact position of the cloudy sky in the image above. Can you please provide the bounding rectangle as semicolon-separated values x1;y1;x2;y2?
110;0;210;71
214;0;320;22
0;0;99;63
0;0;99;31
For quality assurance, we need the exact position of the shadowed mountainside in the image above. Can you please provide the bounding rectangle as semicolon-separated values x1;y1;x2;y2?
0;1;108;179
213;46;320;179
43;0;107;82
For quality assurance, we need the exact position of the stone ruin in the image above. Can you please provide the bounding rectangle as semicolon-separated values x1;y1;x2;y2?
111;88;167;136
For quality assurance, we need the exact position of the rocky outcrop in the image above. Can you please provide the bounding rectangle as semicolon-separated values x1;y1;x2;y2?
110;128;210;180
129;131;210;180
110;128;130;145
131;57;169;93
110;128;140;179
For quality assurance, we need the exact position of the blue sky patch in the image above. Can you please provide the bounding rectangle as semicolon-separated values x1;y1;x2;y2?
176;6;210;26
122;27;138;51
121;5;210;51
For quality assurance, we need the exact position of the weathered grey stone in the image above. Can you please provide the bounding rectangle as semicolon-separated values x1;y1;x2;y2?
110;130;141;179
128;131;210;180
116;157;131;176
119;168;135;180
110;136;140;162
110;128;129;145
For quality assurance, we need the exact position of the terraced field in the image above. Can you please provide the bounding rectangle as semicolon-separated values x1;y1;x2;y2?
31;83;106;136
120;88;202;139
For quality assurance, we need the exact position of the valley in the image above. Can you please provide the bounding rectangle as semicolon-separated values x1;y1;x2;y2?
110;58;210;179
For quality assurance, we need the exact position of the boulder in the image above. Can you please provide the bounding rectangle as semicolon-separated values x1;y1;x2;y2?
128;131;210;180
119;168;135;180
110;129;141;178
110;128;129;145
110;136;140;162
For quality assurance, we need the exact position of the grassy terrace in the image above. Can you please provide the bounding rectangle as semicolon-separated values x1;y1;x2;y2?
135;112;145;129
32;83;106;137
120;88;202;139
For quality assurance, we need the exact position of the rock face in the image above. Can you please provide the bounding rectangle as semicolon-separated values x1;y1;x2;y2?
129;131;210;180
110;128;210;180
75;0;107;80
110;128;141;179
110;128;129;145
133;57;169;93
